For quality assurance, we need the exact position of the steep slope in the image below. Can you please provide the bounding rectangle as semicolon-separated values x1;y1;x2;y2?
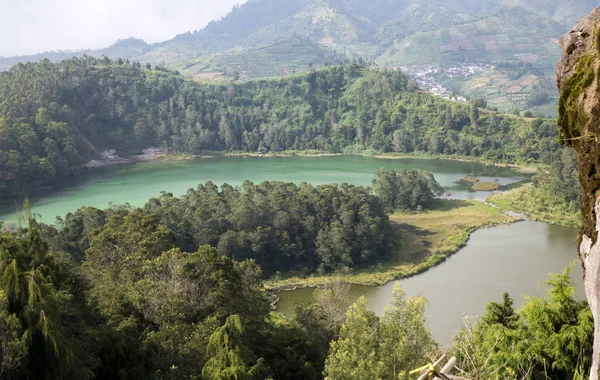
500;0;598;26
556;6;600;379
377;7;565;68
2;0;593;73
137;0;481;62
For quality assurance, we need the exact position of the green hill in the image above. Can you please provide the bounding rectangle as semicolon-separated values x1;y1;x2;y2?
1;1;596;117
5;0;593;71
0;57;558;198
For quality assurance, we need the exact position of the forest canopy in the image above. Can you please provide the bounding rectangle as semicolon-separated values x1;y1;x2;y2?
46;179;392;276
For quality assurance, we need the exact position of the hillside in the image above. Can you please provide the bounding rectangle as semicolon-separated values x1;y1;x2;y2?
442;63;558;115
376;7;564;68
3;0;594;71
163;38;340;80
139;0;594;65
0;57;558;198
499;0;599;26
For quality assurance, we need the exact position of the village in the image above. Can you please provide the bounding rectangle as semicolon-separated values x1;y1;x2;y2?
396;63;491;95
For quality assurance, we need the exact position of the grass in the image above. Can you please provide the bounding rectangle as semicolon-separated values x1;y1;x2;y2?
487;184;580;228
472;181;500;191
459;176;501;191
460;176;479;184
265;199;518;290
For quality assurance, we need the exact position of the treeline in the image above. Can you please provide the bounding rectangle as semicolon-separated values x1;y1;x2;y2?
0;215;325;379
506;144;580;222
535;145;580;213
319;267;592;379
0;211;438;379
0;56;557;197
372;168;444;212
49;169;442;276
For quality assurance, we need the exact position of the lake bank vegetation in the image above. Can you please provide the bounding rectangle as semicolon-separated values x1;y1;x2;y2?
267;199;517;290
488;147;581;228
0;57;576;235
0;165;520;379
0;54;588;379
36;169;440;279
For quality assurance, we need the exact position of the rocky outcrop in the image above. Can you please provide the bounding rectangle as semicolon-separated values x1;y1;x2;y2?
557;6;600;379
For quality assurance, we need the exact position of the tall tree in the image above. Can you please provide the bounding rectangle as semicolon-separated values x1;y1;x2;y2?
202;315;264;380
324;296;383;380
324;285;434;380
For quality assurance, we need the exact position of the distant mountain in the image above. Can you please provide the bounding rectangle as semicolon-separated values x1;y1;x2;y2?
0;38;151;71
377;7;566;68
2;0;595;72
124;0;595;73
499;0;599;26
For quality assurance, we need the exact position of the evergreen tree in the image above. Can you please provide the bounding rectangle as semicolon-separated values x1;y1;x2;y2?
202;315;264;380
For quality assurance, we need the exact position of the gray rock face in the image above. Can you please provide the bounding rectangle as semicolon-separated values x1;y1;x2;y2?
557;6;600;380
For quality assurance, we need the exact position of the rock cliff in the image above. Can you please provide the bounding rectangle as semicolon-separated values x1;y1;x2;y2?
557;6;600;379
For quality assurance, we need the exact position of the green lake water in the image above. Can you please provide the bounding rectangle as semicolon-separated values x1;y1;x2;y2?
0;155;525;223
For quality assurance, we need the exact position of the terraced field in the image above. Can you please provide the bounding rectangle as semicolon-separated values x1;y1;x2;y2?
443;68;558;117
169;38;340;80
377;10;563;68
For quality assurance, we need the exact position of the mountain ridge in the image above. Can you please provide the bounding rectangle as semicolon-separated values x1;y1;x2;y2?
2;0;595;72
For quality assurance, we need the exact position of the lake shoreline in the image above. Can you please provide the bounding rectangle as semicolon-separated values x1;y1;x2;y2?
86;149;537;174
265;199;520;292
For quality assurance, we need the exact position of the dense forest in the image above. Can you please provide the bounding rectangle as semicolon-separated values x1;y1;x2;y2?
453;269;592;379
0;212;590;379
0;169;445;379
0;53;587;379
0;57;560;198
50;180;392;276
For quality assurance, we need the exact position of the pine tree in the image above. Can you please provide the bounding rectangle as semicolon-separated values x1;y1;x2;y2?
202;315;264;380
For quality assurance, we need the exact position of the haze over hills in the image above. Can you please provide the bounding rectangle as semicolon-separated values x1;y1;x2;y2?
2;0;594;67
137;0;595;65
1;0;594;70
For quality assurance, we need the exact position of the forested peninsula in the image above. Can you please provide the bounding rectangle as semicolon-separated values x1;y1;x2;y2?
0;57;560;198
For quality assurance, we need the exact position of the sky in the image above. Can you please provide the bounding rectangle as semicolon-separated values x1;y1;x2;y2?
0;0;246;57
